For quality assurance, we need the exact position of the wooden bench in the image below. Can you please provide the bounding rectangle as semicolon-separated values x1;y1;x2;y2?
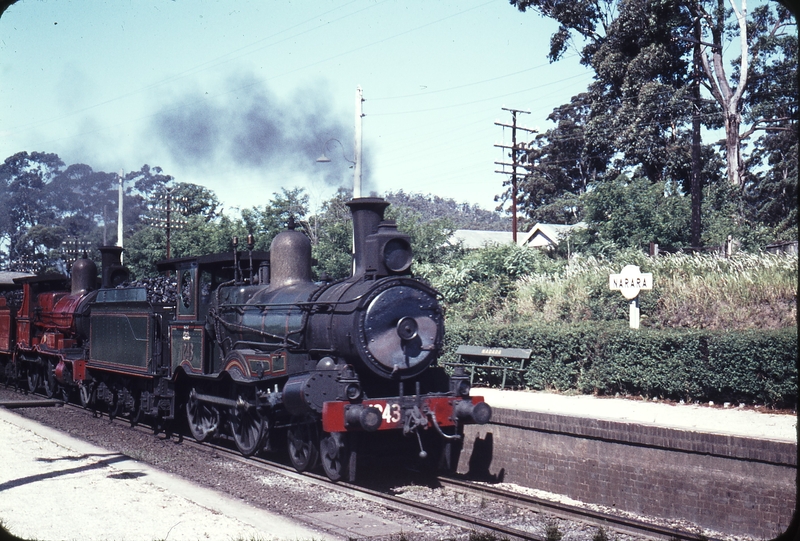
446;345;532;389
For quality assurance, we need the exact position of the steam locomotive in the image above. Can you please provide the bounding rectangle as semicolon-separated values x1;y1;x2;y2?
0;197;490;481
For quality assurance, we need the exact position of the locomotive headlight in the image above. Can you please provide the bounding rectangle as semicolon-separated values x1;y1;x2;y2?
457;380;471;397
383;238;412;273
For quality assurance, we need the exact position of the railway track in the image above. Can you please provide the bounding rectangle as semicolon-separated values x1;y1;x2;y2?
1;389;726;541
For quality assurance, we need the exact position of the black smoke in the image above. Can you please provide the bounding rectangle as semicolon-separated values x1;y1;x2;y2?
152;74;370;190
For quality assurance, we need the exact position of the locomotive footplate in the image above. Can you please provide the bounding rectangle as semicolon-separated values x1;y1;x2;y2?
321;395;490;433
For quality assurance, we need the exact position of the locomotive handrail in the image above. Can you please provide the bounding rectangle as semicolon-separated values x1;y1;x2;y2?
209;316;302;348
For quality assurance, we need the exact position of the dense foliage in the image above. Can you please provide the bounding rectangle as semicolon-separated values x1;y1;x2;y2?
0;160;504;281
506;0;797;251
444;320;797;407
0;149;794;405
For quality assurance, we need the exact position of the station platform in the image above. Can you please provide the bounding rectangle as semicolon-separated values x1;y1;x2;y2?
0;407;336;541
471;387;797;442
464;388;797;539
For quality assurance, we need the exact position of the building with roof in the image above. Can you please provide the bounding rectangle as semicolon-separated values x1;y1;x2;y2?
517;222;586;250
447;230;515;250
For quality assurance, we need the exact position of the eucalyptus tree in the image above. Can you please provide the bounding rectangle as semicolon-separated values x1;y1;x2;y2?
510;0;796;245
0;151;65;269
240;187;310;252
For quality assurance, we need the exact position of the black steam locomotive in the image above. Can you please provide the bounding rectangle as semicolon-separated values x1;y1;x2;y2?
0;197;490;481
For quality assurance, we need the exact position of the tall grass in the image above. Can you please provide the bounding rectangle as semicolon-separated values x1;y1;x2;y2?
423;248;797;330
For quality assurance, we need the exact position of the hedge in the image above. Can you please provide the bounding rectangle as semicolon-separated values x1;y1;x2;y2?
443;321;797;408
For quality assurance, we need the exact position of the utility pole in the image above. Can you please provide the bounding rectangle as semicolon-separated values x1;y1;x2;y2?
60;236;92;271
354;86;364;199
495;108;536;243
149;187;188;259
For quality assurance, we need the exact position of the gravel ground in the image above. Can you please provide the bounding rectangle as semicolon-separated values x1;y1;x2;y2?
0;386;773;541
0;386;465;541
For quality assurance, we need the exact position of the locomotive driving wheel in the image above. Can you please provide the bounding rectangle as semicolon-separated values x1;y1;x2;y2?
287;420;319;472
185;388;219;443
26;360;41;393
43;360;58;399
320;431;356;482
229;397;267;457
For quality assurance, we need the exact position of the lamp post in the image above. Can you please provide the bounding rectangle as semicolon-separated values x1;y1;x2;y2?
316;86;364;199
118;170;124;262
354;85;363;199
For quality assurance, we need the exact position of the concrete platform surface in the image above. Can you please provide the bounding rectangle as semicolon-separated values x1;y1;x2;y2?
0;407;337;541
472;387;797;443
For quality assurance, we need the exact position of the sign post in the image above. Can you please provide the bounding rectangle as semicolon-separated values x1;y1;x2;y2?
609;265;653;329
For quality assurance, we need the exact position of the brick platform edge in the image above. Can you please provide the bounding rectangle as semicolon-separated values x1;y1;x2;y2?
457;407;797;539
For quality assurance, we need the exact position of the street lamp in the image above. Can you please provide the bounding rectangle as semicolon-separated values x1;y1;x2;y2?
316;138;354;166
316;86;364;198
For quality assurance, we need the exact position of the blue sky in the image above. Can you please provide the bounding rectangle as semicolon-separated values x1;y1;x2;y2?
1;0;592;214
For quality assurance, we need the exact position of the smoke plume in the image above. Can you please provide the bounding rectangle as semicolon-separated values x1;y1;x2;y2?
151;74;370;190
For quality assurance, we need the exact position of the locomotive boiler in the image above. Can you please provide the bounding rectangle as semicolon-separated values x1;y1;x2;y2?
0;196;491;482
171;197;490;480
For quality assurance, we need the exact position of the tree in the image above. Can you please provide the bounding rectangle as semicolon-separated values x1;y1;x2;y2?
580;174;691;250
127;164;174;201
511;0;796;246
385;205;458;266
514;93;609;224
125;178;236;275
241;187;309;251
49;163;120;246
384;191;511;231
308;187;352;280
0;151;65;268
739;3;797;240
692;0;795;190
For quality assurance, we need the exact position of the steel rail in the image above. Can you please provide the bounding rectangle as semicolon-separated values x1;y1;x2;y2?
436;476;725;541
7;387;727;541
0;398;65;409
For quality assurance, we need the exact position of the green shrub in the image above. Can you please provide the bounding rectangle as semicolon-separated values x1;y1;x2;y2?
444;321;797;407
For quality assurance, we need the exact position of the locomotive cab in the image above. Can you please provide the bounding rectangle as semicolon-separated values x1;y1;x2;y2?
156;251;270;377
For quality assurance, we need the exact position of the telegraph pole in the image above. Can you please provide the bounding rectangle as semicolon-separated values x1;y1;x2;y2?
149;187;187;259
495;108;536;243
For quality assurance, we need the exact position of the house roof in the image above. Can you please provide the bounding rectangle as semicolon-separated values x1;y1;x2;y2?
518;222;585;248
448;230;515;249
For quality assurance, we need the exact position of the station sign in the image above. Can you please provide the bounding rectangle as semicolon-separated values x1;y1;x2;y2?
609;265;653;300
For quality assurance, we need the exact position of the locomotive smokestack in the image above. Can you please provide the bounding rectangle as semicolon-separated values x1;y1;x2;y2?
98;245;129;289
346;197;389;276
